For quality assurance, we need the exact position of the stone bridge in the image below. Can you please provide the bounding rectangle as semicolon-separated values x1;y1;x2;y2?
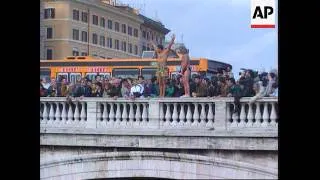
40;97;278;179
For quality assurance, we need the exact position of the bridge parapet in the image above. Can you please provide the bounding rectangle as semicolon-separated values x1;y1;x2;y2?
40;97;278;137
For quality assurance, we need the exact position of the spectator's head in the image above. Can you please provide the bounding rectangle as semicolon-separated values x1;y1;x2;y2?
253;82;261;93
51;78;56;84
96;75;101;82
87;80;92;87
91;83;96;90
156;44;164;53
227;78;236;86
151;76;157;84
194;75;201;84
146;79;152;85
202;78;209;85
111;78;121;87
227;66;232;72
268;72;276;81
42;78;47;83
96;82;102;90
81;79;86;86
62;78;67;85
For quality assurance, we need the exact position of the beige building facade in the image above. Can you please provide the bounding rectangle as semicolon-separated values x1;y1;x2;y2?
40;0;170;60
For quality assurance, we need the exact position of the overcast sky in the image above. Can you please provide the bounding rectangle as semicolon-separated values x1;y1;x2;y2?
119;0;278;77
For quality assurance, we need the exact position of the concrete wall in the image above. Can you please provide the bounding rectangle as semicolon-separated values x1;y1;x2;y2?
40;148;277;179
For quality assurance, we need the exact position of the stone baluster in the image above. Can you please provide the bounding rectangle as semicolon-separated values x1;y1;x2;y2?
254;102;262;127
178;104;186;127
164;103;171;127
238;103;246;127
48;102;55;124
171;103;178;127
54;102;61;126
199;103;206;127
99;102;107;128
42;102;48;123
67;103;74;125
61;102;67;124
141;103;148;126
96;102;102;125
231;104;239;128
159;103;164;127
109;103;115;127
270;102;277;127
247;103;254;127
115;103;121;127
192;103;199;127
134;103;141;127
121;103;128;127
74;102;80;127
40;103;43;122
80;102;86;127
128;103;134;127
262;102;269;127
206;103;214;128
185;104;192;127
226;103;232;128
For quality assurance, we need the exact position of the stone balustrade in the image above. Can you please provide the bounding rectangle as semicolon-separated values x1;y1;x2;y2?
40;97;278;133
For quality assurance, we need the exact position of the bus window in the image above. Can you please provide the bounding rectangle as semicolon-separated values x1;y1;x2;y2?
85;73;97;81
113;68;139;79
57;73;68;82
70;73;81;84
141;68;156;80
99;73;111;80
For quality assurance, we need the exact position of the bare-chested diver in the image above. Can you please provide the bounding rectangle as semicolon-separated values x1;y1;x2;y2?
150;34;175;97
176;46;190;97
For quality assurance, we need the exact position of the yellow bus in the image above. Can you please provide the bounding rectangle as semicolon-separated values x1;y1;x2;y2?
40;56;232;83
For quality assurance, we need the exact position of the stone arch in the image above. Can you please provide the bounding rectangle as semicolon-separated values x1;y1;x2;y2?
40;151;277;179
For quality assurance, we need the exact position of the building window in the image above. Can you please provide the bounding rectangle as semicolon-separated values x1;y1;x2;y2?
151;33;154;40
115;39;119;50
121;24;126;34
73;9;79;20
142;31;146;38
156;36;158;43
81;12;88;22
146;32;149;40
128;43;132;53
92;15;98;25
142;45;146;51
147;47;150;51
121;41;127;52
134;45;138;55
72;48;79;56
92;33;98;44
115;22;119;32
100;17;105;28
46;27;53;39
108;19;112;29
81;31;87;42
81;52;88;56
72;29;79;40
46;49;53;60
44;8;55;19
134;28;138;37
100;36;105;47
107;37;112;48
128;26;132;36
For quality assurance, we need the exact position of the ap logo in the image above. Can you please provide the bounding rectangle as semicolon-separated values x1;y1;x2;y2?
251;0;276;28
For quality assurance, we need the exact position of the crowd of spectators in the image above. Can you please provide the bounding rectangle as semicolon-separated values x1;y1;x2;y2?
40;68;278;104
